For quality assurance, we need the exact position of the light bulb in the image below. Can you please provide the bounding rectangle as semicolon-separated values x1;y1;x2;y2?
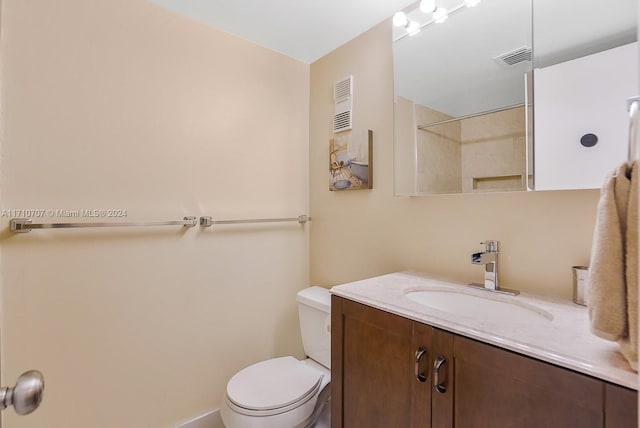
465;0;481;7
406;20;420;36
419;0;436;13
392;11;408;27
433;7;448;23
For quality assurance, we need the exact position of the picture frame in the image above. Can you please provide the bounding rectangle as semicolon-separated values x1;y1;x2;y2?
329;129;373;191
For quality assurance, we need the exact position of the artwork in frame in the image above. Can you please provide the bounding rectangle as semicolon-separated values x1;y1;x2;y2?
329;129;373;191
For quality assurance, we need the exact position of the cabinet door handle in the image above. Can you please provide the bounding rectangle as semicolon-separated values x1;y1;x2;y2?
414;347;428;382
433;355;447;393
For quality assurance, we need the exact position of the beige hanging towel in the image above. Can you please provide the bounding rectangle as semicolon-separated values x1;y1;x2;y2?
588;161;638;371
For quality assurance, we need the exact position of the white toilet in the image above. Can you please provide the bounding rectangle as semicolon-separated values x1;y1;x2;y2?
220;286;331;428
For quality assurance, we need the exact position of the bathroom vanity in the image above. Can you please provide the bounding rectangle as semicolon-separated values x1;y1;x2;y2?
330;272;638;428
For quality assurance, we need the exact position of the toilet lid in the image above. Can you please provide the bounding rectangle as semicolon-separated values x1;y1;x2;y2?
226;356;323;411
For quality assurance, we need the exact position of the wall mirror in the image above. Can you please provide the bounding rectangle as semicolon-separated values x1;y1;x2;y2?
393;0;638;196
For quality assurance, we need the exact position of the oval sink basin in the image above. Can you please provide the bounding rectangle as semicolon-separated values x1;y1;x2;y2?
405;290;553;323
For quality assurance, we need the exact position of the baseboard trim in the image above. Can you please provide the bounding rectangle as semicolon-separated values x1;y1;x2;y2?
175;408;224;428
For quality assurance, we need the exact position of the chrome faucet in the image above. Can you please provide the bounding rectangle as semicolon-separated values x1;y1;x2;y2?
472;240;499;290
470;240;519;295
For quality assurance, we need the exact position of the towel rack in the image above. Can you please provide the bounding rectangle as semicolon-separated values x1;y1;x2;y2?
628;96;640;163
10;217;198;233
199;215;311;228
9;214;312;233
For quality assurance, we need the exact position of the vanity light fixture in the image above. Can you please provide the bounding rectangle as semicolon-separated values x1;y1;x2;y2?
393;11;421;36
433;7;449;23
394;0;478;39
406;20;421;36
419;0;436;13
392;11;408;27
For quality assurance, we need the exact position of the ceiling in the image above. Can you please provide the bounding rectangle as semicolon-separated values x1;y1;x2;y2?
148;0;416;63
147;0;637;66
147;0;637;117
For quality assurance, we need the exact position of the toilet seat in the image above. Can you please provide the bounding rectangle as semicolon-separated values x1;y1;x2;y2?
225;356;325;417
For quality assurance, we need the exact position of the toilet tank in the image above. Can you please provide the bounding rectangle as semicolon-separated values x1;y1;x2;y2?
296;286;331;369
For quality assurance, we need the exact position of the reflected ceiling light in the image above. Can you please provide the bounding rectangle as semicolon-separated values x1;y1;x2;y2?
419;0;436;13
393;0;483;42
393;11;420;36
392;11;408;27
433;7;449;23
406;20;421;36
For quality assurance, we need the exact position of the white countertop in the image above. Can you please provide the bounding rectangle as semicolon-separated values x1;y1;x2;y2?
330;271;639;390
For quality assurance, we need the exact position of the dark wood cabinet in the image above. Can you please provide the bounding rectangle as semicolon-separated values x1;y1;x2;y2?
605;383;638;427
332;293;415;427
332;296;638;428
453;334;603;427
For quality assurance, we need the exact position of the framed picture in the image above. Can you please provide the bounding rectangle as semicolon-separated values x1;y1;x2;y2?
329;129;373;191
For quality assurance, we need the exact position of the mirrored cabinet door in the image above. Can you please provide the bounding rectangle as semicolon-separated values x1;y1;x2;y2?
393;0;532;196
393;0;638;196
533;0;638;190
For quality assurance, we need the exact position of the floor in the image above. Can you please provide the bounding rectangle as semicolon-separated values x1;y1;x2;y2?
314;403;331;428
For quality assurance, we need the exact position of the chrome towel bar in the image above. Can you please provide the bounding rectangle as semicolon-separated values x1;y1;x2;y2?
9;215;312;233
10;217;198;233
199;215;311;228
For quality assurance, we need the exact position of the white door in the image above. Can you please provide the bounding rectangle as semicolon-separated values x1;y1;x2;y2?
0;0;46;424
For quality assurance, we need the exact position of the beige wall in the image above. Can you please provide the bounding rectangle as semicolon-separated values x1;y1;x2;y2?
0;1;309;427
310;21;599;298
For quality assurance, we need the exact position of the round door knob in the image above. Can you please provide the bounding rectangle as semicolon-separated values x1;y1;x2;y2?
0;370;45;415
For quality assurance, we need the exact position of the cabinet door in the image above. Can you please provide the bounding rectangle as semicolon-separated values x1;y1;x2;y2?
332;296;415;428
605;383;638;428
534;42;638;190
452;335;603;427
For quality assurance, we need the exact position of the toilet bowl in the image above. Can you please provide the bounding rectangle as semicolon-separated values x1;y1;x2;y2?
221;357;330;428
220;286;331;428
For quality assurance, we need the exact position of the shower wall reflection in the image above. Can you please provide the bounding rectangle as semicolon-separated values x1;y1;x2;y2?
395;97;526;194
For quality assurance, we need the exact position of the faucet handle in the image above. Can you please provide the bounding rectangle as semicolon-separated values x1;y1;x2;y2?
480;240;498;252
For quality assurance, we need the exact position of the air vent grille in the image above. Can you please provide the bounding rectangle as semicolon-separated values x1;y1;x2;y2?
494;46;532;66
335;78;352;100
334;111;352;133
333;76;353;133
